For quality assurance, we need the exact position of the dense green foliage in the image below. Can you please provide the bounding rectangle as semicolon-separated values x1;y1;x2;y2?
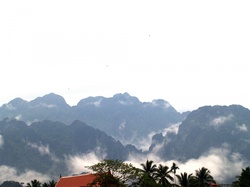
154;164;173;187
232;166;250;187
176;172;193;187
26;179;41;187
140;160;157;176
194;167;214;187
87;159;140;185
42;180;57;187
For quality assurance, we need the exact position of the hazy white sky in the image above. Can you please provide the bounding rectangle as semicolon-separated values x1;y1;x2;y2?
1;0;250;112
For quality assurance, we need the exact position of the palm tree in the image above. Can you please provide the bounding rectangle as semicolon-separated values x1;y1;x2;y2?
195;167;213;187
154;164;174;187
140;160;157;177
26;179;41;187
140;160;158;186
43;180;56;187
176;172;193;187
171;162;179;185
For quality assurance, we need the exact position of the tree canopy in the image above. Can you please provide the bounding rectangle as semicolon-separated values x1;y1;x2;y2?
86;159;140;186
232;166;250;187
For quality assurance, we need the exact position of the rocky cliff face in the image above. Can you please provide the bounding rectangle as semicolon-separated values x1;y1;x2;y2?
152;105;250;161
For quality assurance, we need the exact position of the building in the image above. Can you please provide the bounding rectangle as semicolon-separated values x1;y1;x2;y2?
55;173;98;187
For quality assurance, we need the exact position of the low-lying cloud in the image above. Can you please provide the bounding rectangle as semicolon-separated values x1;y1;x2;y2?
65;146;107;175
15;115;22;121
65;152;101;174
115;128;155;151
0;165;50;184
118;100;133;105
236;124;248;132
38;103;57;108
130;123;180;152
85;99;102;107
135;131;157;151
127;143;249;184
177;143;248;183
4;103;16;111
162;123;180;136
27;142;50;155
27;142;59;162
1;142;244;184
1;123;247;185
211;114;233;126
151;100;171;109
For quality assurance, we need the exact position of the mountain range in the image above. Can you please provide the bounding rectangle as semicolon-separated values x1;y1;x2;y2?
0;93;187;146
1;93;250;183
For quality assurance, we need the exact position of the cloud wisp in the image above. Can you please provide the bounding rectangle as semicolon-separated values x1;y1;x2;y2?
210;114;233;126
27;142;59;162
1;141;244;184
64;146;107;175
0;165;50;184
236;124;248;132
65;152;101;175
177;143;248;183
128;123;180;152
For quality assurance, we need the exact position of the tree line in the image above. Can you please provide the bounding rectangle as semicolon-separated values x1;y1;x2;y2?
2;160;249;187
86;159;250;187
87;159;214;187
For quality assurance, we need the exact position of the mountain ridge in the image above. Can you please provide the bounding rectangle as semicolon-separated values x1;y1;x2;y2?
0;118;139;177
0;92;187;146
151;104;250;162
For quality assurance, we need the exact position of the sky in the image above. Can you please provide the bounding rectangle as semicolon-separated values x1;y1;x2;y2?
1;0;250;112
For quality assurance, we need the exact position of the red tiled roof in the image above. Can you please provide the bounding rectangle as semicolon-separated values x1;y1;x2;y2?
55;173;97;187
210;182;219;186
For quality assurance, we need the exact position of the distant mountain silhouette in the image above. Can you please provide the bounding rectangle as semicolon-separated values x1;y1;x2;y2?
0;93;187;145
0;93;73;124
0;181;22;187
